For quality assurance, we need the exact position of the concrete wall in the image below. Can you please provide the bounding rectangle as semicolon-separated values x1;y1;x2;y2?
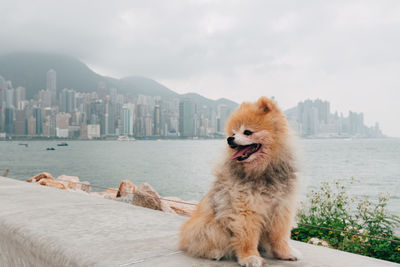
0;177;398;266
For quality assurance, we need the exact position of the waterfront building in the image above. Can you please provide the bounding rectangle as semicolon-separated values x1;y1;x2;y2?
33;107;43;135
121;105;130;136
179;98;194;137
87;124;100;139
4;107;14;134
27;116;36;136
15;110;26;136
153;105;161;136
0;76;5;132
56;113;70;138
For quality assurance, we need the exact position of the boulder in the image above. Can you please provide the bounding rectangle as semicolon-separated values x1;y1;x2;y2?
56;175;81;190
2;169;9;177
80;181;91;193
116;179;135;198
131;183;175;213
38;178;66;190
27;172;54;183
162;197;197;217
103;188;118;199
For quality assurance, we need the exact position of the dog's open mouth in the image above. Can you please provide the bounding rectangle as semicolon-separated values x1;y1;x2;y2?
230;143;262;161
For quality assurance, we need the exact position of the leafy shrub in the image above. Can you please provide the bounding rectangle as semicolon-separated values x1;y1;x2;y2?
291;179;400;263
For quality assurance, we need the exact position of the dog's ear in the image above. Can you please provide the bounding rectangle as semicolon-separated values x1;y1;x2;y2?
256;97;272;113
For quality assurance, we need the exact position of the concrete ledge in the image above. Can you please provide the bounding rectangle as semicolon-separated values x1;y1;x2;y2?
0;177;398;267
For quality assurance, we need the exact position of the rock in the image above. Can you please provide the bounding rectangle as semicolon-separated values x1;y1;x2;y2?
38;178;66;190
161;197;197;217
56;175;80;190
103;188;118;199
80;181;91;193
2;169;9;177
27;172;54;183
131;183;174;213
116;179;135;198
307;237;330;247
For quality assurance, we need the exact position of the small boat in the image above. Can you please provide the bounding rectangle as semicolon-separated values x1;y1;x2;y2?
18;143;29;147
46;147;56;151
117;136;136;141
57;142;68;146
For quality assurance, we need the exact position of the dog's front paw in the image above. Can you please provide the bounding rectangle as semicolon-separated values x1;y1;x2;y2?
238;255;265;267
273;247;302;261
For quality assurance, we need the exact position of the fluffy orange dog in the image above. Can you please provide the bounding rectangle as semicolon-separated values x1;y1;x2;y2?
179;97;301;267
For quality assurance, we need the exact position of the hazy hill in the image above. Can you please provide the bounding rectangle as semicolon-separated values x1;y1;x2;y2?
0;52;238;110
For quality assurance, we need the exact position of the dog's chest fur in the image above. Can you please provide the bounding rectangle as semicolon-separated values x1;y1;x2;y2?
210;159;297;224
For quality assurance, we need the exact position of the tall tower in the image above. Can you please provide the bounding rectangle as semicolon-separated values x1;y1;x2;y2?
179;98;194;137
121;105;130;136
46;69;57;106
153;104;161;136
0;76;5;132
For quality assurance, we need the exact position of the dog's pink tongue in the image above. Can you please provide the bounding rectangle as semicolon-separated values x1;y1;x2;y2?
231;146;252;160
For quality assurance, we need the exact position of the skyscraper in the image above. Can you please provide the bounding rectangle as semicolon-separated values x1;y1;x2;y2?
60;88;76;113
0;76;5;132
15;110;26;136
217;105;231;133
153;105;161;136
121;105;130;136
33;107;43;135
46;69;57;106
179;98;194;137
15;87;26;109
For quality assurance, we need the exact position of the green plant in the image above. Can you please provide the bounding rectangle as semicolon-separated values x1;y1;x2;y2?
291;179;400;263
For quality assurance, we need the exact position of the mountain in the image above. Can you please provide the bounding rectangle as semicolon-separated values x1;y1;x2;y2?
0;52;238;110
118;76;178;98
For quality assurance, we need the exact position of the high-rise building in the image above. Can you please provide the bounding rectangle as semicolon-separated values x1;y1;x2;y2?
15;87;26;109
153;105;161;136
15;110;26;136
56;113;70;138
46;69;57;105
121;105;130;136
4;107;14;134
60;88;76;113
179;98;194;137
105;100;115;135
46;69;57;91
39;89;52;108
33;107;43;135
87;124;100;139
27;116;36;136
5;88;14;108
0;76;5;132
217;105;231;133
97;81;107;99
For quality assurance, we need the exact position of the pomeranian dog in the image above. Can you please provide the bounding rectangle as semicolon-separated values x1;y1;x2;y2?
179;97;301;267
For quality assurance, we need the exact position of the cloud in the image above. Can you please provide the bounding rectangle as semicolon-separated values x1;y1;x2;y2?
0;0;400;136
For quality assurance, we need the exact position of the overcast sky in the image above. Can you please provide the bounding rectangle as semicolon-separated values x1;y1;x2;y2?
1;0;399;136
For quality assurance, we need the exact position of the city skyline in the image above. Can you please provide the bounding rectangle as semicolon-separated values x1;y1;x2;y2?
0;68;384;139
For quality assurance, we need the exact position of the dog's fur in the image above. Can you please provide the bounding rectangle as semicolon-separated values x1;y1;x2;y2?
179;97;301;267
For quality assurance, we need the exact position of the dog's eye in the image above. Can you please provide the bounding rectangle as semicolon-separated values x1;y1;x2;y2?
243;130;253;136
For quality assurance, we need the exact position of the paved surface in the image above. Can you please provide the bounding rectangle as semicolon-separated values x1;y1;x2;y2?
0;177;398;267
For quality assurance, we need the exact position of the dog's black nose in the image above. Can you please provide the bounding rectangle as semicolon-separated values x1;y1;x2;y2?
227;137;237;148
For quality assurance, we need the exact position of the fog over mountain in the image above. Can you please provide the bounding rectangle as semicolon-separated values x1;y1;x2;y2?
1;0;399;136
0;52;238;110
